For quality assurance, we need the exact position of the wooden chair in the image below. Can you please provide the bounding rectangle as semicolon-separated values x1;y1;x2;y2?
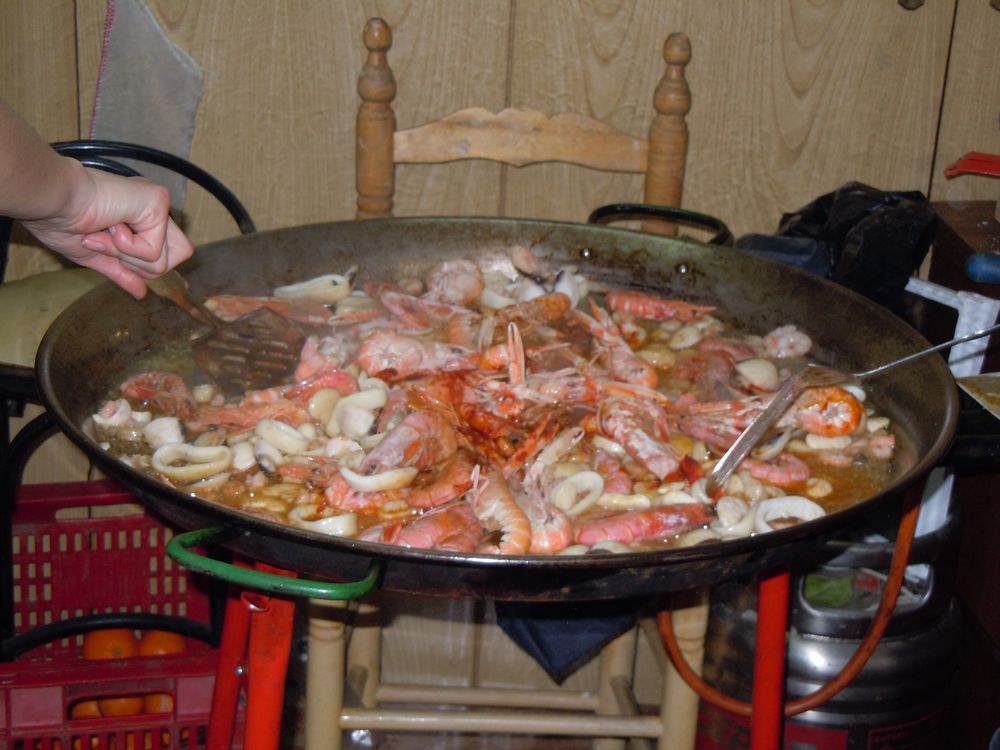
302;17;707;750
355;16;692;235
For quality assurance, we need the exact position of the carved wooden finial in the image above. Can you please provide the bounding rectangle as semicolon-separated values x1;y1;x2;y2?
363;17;392;56
358;18;395;106
643;32;692;236
357;18;397;219
658;32;692;119
663;32;691;68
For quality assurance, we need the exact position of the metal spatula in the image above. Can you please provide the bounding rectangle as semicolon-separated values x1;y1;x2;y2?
146;269;305;396
704;322;1000;495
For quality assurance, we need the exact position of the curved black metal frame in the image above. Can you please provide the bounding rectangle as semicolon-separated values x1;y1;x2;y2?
588;202;734;246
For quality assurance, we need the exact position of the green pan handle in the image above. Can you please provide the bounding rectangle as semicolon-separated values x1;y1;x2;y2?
167;526;380;600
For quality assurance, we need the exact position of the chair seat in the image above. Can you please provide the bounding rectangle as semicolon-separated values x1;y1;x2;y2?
0;268;104;368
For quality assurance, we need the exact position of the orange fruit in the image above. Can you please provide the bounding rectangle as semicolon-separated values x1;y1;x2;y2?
81;628;138;660
81;629;142;717
69;699;102;719
97;694;144;717
143;692;174;714
138;630;186;656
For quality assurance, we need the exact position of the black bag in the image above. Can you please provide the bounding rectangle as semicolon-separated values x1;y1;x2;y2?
735;182;937;314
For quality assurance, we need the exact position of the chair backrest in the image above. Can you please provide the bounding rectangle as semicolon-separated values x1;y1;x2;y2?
356;17;692;236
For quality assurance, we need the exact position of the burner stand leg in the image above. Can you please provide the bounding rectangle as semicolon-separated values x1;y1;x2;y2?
750;571;790;750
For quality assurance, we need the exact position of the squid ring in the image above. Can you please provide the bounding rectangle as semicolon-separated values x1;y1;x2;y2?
340;464;418;492
754;496;826;534
288;504;358;536
152;444;233;483
256;418;310;454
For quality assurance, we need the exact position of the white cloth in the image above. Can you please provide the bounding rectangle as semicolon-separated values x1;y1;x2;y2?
89;0;203;208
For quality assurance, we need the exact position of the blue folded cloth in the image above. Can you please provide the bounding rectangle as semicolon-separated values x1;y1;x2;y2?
495;600;639;683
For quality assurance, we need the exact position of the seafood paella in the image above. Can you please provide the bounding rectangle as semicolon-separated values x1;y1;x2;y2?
90;245;896;556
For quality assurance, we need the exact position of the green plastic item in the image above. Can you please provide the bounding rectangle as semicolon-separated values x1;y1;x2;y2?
166;526;380;600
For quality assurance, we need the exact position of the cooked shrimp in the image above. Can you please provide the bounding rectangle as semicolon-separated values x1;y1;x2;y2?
795;386;863;437
517;490;574;555
739;452;810;487
763;325;812;359
362;501;482;551
377;289;462;332
356;330;476;381
572;302;657;389
593;449;634;495
574;503;713;546
600;398;680;480
495;292;572;327
359;410;459;474
605;290;715;322
470;468;531;555
186;399;311;433
121;372;198;419
205;295;333;326
424;259;485;306
406;451;477;508
283;368;359;405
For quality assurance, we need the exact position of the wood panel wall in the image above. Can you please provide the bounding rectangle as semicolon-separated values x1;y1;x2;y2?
4;1;998;281
2;0;999;705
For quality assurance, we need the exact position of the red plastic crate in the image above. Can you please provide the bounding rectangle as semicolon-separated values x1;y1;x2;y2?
0;480;243;749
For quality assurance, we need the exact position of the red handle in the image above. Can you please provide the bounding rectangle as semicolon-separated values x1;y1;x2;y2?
944;151;1000;178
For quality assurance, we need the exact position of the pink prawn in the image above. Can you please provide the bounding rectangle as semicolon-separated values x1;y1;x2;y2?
361;501;482;552
359;410;459;474
121;372;197;419
574;503;713;546
600;398;680;480
739;452;810;487
605;290;715;322
356;330;476;381
470;468;531;555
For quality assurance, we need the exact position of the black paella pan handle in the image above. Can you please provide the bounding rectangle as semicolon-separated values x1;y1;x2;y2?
588;203;734;246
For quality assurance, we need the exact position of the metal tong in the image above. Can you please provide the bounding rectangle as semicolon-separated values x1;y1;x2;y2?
704;321;1000;496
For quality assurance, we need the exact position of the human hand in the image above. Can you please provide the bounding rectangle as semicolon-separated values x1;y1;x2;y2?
20;163;194;299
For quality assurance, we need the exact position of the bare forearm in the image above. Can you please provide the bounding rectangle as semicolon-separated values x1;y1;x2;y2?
0;99;84;221
0;98;194;298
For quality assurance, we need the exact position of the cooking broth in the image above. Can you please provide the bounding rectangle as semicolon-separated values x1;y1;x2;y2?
89;250;897;555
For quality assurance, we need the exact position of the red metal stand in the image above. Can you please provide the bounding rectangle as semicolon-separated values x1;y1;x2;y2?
750;571;791;750
206;563;298;750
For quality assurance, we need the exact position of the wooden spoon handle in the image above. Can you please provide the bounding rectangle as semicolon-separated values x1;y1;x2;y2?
146;269;220;329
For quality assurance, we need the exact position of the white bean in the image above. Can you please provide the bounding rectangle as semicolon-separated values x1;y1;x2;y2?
597;493;652;511
669;324;703;350
192;383;216;403
805;434;852;451
308;388;341;426
735;358;779;391
231;441;257;472
143;417;184;450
